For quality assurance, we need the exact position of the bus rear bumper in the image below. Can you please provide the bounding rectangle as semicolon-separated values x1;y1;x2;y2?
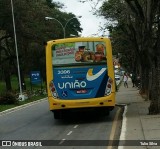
48;95;115;111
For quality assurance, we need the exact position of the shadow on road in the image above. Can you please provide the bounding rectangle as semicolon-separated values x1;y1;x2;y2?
52;107;120;125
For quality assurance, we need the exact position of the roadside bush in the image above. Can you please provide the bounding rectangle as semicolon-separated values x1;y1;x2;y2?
0;92;18;105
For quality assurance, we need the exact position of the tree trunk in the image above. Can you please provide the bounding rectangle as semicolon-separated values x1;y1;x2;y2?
148;56;160;114
140;66;149;96
155;56;160;112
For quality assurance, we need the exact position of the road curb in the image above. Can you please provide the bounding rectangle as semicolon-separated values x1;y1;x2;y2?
117;104;127;149
115;103;127;107
0;98;47;116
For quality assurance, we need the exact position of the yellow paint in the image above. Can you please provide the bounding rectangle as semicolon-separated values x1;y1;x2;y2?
45;37;115;111
107;107;121;149
87;68;93;76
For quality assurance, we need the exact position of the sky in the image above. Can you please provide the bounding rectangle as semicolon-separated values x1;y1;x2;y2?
55;0;108;37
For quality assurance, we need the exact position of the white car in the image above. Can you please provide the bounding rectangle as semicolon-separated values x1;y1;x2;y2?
115;75;121;85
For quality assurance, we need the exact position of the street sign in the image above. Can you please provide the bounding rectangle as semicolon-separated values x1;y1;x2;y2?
30;71;42;84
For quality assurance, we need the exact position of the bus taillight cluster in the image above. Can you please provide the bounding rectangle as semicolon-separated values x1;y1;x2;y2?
49;81;58;98
105;77;113;95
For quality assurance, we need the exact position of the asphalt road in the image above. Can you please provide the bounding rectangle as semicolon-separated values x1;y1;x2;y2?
0;99;121;149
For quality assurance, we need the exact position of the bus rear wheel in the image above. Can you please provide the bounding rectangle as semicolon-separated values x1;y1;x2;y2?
53;110;62;119
97;108;110;116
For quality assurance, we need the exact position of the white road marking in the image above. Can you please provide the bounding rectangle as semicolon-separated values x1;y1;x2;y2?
74;125;79;128
118;105;127;149
59;139;66;145
67;131;73;136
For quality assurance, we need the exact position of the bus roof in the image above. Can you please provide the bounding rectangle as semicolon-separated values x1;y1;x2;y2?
47;37;111;45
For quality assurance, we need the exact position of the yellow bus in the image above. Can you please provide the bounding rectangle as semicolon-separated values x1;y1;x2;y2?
45;37;115;119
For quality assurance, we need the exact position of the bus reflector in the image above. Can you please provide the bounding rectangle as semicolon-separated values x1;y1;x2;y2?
100;102;104;105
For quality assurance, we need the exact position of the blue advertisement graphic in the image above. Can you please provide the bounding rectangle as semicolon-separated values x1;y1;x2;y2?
52;65;108;99
30;71;41;84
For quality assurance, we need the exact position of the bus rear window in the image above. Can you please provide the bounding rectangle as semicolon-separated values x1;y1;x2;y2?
52;41;107;65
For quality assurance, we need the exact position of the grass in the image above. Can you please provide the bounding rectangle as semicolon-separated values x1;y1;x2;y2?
0;94;47;112
0;75;47;112
0;105;16;112
0;75;46;93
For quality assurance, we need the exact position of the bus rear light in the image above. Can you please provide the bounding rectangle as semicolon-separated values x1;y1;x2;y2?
108;79;113;83
50;83;54;87
49;81;59;98
105;77;113;95
107;84;111;88
51;87;55;92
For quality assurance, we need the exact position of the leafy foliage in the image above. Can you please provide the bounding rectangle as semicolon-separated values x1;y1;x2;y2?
0;0;82;92
99;0;160;113
0;92;18;105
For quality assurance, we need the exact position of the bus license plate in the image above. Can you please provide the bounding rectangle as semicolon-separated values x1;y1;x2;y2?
76;89;87;94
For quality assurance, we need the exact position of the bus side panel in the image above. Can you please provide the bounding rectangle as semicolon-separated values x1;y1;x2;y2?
46;42;54;99
106;39;115;93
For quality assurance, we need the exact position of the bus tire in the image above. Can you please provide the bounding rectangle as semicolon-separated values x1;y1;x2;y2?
53;110;61;119
101;108;110;116
97;108;110;116
105;110;110;116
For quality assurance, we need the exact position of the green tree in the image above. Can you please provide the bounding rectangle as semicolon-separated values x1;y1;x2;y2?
0;0;82;92
98;0;160;114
